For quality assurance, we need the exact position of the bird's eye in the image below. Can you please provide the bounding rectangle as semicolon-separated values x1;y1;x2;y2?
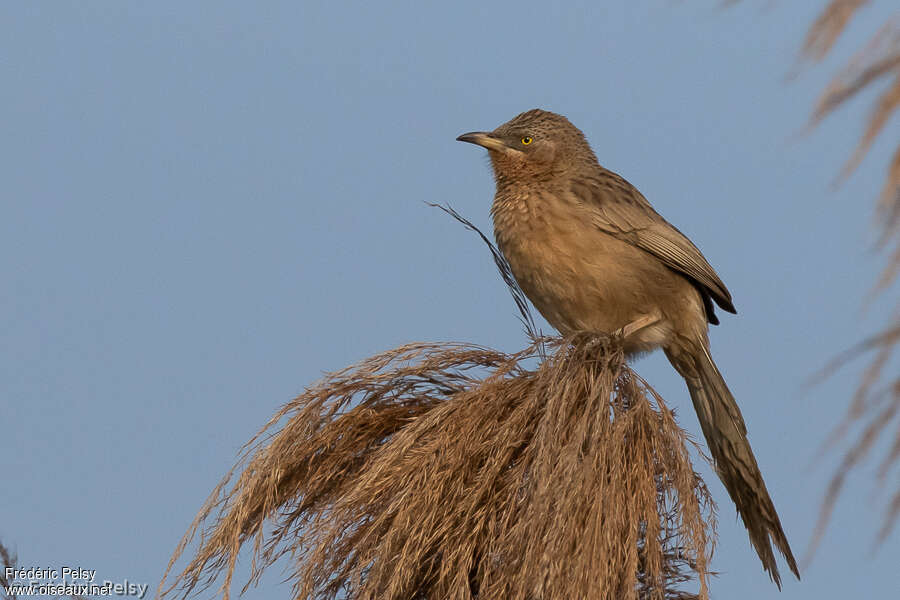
521;137;533;146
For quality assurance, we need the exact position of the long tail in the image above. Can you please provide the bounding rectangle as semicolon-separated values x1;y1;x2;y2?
666;341;800;588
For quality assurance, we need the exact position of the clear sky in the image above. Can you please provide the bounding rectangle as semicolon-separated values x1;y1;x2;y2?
2;2;898;598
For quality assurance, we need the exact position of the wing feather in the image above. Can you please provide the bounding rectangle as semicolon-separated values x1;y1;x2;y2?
571;173;736;315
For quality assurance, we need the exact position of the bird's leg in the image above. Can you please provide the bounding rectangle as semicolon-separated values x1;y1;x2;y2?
616;313;662;340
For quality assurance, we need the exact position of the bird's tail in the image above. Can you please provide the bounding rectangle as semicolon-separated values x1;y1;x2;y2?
665;342;799;589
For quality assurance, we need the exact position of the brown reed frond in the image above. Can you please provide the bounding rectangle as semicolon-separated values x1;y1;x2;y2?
799;4;900;245
801;0;871;61
722;0;900;549
792;1;900;547
159;335;716;600
428;202;541;341
809;20;900;189
810;316;900;555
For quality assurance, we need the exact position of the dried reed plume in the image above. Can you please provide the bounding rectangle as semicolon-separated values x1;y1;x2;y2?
801;4;900;229
725;0;900;548
159;335;716;600
793;1;900;545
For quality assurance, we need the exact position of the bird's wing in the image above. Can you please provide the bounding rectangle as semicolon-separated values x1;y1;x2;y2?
571;173;736;314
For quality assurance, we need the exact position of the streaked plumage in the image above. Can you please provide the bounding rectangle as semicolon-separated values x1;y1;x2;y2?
458;109;799;588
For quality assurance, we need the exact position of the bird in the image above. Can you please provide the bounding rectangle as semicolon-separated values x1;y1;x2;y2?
457;108;799;588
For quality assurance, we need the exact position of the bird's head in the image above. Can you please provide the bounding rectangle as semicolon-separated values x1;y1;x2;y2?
457;109;597;185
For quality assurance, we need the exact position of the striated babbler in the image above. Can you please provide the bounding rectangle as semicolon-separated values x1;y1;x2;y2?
457;109;799;588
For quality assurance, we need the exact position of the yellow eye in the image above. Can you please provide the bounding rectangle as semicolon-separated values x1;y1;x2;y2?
521;136;533;145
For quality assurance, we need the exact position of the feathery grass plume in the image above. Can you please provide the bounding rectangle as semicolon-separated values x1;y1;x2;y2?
159;335;716;600
725;0;900;547
791;0;900;547
805;13;900;220
791;2;900;232
797;3;900;295
810;318;900;553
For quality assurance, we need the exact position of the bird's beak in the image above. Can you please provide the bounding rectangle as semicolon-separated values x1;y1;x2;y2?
456;131;516;154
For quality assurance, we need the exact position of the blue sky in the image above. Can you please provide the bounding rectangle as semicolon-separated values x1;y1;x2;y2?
2;2;898;598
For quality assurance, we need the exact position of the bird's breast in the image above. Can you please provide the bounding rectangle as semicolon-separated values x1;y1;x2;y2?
492;190;615;332
491;189;696;351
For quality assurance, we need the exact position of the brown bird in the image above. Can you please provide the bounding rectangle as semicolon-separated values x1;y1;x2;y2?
457;109;799;587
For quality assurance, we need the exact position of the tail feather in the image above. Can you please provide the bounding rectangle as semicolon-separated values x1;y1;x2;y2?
667;343;800;588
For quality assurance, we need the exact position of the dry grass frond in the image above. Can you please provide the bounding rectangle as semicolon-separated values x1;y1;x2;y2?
725;0;900;548
810;317;900;555
809;21;900;184
798;4;900;244
428;202;541;341
793;1;900;546
159;335;716;600
880;144;900;244
801;0;871;61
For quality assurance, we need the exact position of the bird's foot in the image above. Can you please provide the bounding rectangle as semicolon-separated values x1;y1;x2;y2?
616;313;662;340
